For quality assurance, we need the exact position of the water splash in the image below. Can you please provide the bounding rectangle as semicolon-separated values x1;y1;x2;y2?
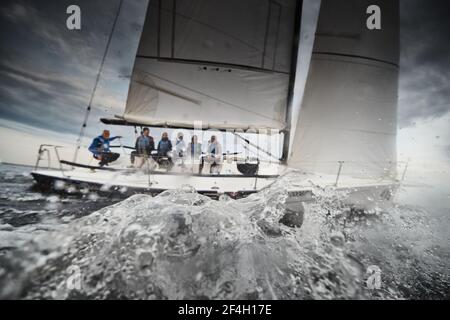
0;169;448;299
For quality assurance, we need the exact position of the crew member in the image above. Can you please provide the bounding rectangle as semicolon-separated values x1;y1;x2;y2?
88;130;121;166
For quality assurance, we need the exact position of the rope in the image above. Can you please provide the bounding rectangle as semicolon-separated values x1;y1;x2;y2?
72;0;124;162
118;137;127;156
233;132;280;161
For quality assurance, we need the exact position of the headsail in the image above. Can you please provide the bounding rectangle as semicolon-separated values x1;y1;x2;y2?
103;0;301;131
288;0;399;178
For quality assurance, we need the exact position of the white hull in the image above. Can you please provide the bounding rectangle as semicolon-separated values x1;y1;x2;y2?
31;164;398;208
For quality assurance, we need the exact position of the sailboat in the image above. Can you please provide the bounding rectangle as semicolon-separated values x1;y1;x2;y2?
31;0;401;208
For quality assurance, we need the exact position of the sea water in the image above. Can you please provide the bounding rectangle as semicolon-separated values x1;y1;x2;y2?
0;163;448;299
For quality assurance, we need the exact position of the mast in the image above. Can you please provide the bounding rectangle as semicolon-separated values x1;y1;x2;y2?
281;0;302;164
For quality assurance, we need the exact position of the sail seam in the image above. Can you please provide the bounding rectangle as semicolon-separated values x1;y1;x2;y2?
135;55;290;75
300;125;396;136
312;51;399;68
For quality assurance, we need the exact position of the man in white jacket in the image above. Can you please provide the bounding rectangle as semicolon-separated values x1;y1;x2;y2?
173;132;187;167
203;135;222;174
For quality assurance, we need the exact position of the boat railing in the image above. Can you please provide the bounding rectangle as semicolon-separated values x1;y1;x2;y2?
34;144;66;176
291;160;409;187
334;161;345;186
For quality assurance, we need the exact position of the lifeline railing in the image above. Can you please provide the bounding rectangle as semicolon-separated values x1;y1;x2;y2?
293;160;409;187
34;144;65;175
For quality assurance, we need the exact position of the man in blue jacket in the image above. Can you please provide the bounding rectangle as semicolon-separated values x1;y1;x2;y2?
131;127;155;168
88;130;121;166
156;131;173;169
157;132;173;157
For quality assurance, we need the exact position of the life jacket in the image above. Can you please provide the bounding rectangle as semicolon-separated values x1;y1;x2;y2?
89;135;111;155
136;135;150;154
158;139;172;156
208;142;220;155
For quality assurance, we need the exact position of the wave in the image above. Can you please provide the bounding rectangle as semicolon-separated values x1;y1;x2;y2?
0;172;448;299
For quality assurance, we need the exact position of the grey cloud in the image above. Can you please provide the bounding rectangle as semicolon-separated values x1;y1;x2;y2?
0;0;147;137
399;0;450;127
0;0;449;138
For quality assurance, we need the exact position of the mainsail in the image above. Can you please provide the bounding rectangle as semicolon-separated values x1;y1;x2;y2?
103;0;301;131
288;0;399;178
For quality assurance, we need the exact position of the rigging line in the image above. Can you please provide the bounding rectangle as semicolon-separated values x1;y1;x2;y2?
137;70;283;123
134;79;202;105
72;0;124;163
261;0;272;68
233;132;280;162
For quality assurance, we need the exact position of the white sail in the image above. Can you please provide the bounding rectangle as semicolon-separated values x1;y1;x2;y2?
114;0;300;131
288;0;399;178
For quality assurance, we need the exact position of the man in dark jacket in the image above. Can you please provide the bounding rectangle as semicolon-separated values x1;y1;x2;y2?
131;127;155;168
156;132;173;169
88;130;121;166
157;132;172;157
135;127;155;155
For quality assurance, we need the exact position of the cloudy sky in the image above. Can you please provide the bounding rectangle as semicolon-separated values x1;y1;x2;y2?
0;0;449;167
397;0;450;165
